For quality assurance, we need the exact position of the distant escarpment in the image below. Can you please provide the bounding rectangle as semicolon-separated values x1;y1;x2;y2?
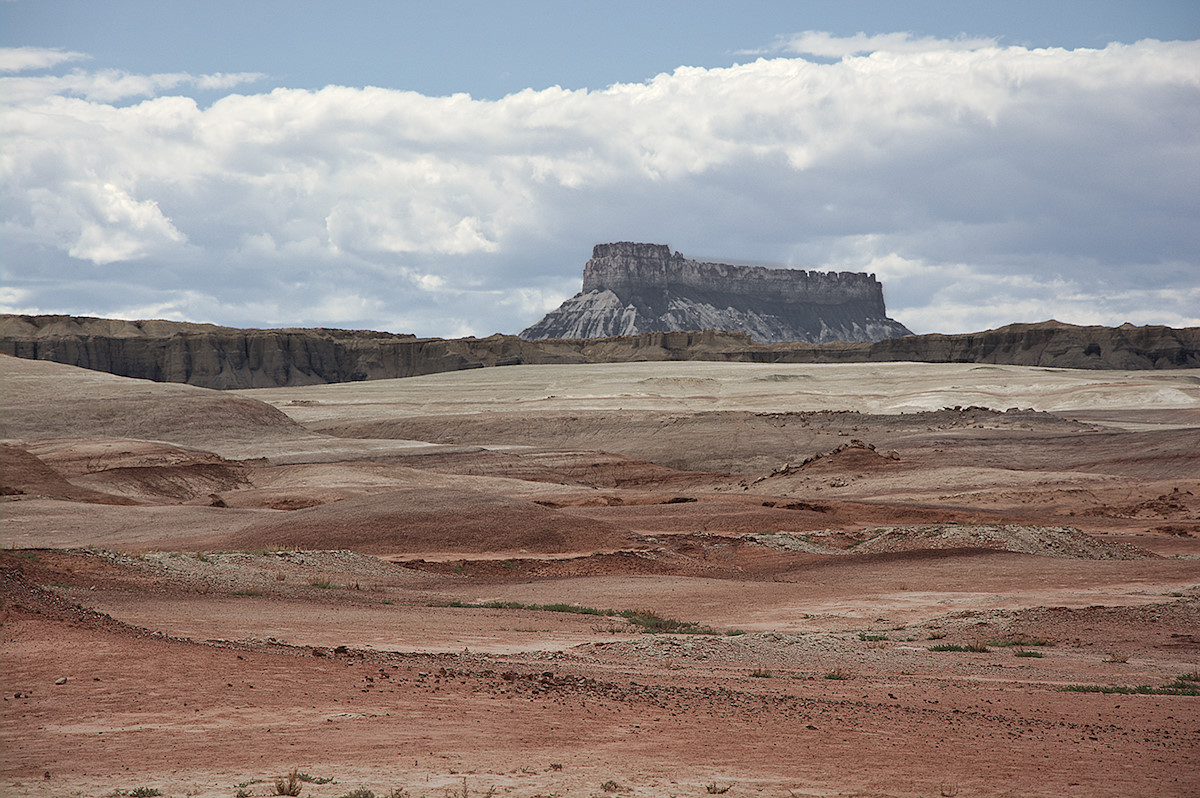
521;242;912;344
0;315;548;390
2;315;1197;390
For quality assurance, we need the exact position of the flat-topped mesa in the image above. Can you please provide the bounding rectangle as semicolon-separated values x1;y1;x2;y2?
583;242;887;310
522;242;911;344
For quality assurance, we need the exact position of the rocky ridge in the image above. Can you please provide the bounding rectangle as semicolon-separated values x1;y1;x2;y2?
521;242;913;344
2;315;1197;389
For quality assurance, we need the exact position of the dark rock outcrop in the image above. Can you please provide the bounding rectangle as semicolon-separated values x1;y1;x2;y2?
0;315;563;390
2;315;1197;390
520;242;912;344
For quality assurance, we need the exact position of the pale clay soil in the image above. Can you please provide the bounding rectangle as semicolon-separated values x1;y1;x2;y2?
2;355;1199;798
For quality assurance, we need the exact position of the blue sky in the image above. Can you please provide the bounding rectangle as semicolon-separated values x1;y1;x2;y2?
2;1;1198;337
6;1;1197;99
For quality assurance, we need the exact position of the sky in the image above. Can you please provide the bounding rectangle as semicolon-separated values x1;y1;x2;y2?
2;1;1199;338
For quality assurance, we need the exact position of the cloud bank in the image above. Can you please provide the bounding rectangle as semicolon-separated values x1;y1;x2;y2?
0;46;89;73
2;35;1198;337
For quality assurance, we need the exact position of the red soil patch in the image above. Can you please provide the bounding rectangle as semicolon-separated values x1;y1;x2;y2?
220;487;637;555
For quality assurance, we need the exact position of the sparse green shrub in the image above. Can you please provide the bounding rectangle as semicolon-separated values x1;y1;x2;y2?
1062;681;1200;696
858;632;888;642
990;637;1052;648
706;783;732;794
624;609;716;634
750;668;772;678
1160;678;1200;694
824;667;850;680
297;774;335;785
431;600;723;634
928;643;990;653
130;790;162;798
335;789;375;798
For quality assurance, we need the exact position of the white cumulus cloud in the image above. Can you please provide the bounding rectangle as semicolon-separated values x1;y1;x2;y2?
2;36;1198;337
742;30;999;58
0;68;265;104
0;46;89;72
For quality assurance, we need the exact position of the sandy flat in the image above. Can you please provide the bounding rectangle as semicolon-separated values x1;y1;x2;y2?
238;361;1200;421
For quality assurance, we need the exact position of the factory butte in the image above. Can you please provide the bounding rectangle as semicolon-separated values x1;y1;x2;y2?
521;242;912;345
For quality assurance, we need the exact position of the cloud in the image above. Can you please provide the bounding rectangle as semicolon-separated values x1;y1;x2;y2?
0;46;89;72
2;36;1198;337
0;68;266;103
740;31;998;58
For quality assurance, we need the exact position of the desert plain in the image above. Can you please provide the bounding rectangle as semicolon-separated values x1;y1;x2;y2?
2;354;1199;798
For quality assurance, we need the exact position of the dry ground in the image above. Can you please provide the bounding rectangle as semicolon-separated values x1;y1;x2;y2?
2;354;1199;798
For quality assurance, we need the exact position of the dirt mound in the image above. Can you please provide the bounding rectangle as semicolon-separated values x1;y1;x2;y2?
559;499;837;535
1004;599;1200;651
745;531;849;555
6;438;252;503
71;462;251;503
0;354;309;447
0;444;135;505
404;533;833;581
313;409;852;476
399;447;708;489
756;439;902;481
221;487;636;555
850;524;1155;560
1097;487;1199;519
24;438;230;477
0;563;133;631
73;548;420;596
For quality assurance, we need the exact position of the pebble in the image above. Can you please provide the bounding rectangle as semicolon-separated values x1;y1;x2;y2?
55;677;67;685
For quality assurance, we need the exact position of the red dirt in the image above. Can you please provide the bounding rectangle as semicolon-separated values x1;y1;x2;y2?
0;444;137;505
221;487;637;555
2;356;1199;797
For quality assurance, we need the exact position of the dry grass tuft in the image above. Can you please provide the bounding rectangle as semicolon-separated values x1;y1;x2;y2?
274;769;302;796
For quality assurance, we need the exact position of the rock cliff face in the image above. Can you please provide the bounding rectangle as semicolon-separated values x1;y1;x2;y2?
0;315;554;390
2;315;1197;390
520;242;913;344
